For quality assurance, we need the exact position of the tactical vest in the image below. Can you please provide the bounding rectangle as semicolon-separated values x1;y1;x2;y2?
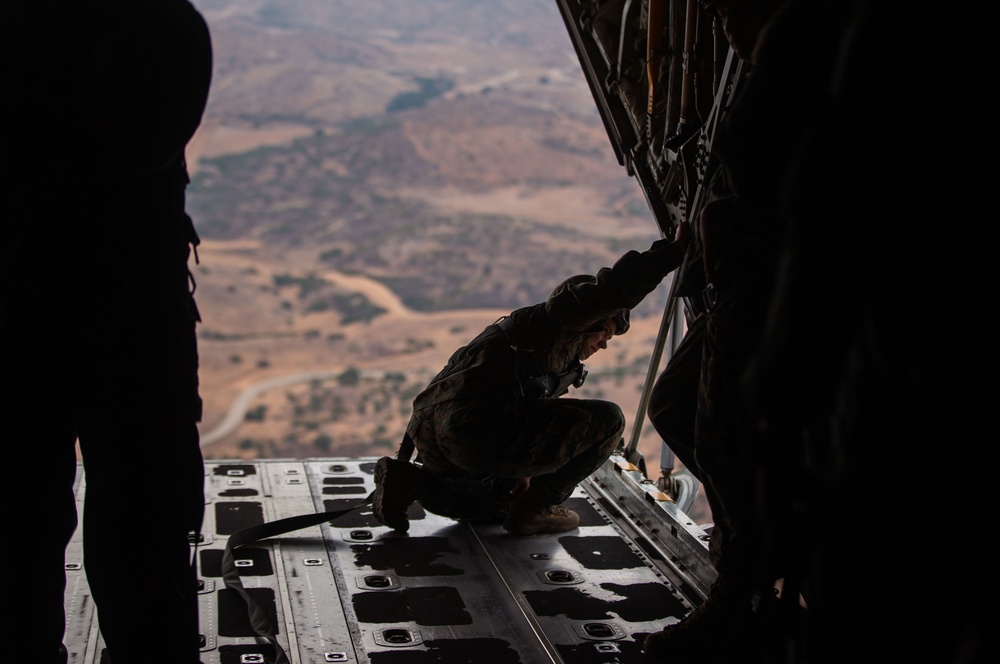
495;316;588;400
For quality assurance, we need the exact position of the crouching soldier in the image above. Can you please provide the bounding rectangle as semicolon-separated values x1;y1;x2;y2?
373;224;688;536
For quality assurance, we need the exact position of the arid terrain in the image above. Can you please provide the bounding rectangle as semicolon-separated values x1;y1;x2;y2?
182;0;704;517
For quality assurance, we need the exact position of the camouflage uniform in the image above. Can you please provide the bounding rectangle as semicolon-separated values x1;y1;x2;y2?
406;241;681;519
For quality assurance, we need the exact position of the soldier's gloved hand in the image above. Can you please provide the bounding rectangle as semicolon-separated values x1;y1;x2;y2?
510;477;530;499
499;477;531;509
649;221;690;270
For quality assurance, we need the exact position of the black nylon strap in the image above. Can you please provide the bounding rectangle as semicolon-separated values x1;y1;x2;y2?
398;432;416;463
220;491;375;663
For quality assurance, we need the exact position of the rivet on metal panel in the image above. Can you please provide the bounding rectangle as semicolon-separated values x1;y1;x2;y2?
539;569;583;585
227;469;246;476
65;563;82;571
384;629;411;644
304;558;324;566
585;623;615;637
575;621;627;641
358;574;399;590
240;655;265;663
235;559;254;568
324;654;348;662
530;553;550;560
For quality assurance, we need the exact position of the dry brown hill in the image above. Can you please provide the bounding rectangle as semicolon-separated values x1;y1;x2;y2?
184;1;692;509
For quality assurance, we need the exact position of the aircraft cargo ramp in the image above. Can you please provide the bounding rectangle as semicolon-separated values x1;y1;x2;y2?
62;456;714;663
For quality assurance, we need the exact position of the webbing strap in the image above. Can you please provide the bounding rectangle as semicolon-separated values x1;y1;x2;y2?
220;491;374;663
398;433;415;463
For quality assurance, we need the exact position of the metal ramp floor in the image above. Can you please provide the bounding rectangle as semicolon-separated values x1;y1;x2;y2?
64;458;702;663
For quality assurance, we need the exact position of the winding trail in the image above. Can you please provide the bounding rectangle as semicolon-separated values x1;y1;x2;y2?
198;364;622;447
199;368;388;446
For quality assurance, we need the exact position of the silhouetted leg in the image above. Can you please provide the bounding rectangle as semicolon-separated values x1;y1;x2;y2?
0;322;78;664
76;215;205;664
648;314;706;475
500;398;624;506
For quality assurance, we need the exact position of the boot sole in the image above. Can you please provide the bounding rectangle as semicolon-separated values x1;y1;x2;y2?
372;457;411;532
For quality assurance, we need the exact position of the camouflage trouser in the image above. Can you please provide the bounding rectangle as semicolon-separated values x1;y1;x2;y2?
648;314;739;574
648;313;705;476
408;396;624;518
648;267;781;586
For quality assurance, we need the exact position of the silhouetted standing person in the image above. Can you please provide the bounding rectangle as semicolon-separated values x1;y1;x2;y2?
643;1;795;659
1;2;212;662
738;1;981;662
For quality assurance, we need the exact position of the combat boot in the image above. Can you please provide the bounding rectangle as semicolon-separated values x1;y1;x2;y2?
502;497;580;536
643;575;757;662
372;457;429;532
